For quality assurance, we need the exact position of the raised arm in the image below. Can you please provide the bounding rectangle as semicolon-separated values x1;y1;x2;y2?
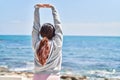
32;6;41;51
51;5;63;47
41;4;63;46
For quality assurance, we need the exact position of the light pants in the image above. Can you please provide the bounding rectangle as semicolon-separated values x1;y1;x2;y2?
33;73;60;80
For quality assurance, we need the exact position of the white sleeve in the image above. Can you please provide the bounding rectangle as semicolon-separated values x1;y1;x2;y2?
51;6;63;48
32;8;41;52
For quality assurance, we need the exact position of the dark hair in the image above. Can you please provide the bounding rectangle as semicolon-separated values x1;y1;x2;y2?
40;23;55;40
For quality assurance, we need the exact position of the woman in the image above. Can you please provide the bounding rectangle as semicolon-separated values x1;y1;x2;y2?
32;4;63;80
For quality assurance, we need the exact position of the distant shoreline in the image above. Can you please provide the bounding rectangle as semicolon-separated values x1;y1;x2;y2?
0;34;120;37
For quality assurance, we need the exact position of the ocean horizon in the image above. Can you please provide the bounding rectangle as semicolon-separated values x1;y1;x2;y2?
0;35;120;78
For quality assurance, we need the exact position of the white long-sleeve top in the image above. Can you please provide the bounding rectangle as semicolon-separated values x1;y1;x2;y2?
32;6;63;74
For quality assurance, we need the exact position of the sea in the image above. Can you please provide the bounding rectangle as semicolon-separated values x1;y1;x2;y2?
0;35;120;78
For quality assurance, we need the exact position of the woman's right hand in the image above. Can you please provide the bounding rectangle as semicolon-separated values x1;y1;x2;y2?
43;4;53;8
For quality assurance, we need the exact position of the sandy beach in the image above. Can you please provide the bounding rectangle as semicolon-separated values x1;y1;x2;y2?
1;67;120;80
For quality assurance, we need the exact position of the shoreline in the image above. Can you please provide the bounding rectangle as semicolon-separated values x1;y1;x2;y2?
0;67;87;80
1;67;120;80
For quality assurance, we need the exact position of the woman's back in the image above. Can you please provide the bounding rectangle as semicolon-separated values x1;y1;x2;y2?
32;4;63;74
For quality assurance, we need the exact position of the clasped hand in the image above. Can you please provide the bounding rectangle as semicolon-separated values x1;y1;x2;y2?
34;4;53;8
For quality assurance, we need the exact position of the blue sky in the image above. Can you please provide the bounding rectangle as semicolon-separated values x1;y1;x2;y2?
0;0;120;36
